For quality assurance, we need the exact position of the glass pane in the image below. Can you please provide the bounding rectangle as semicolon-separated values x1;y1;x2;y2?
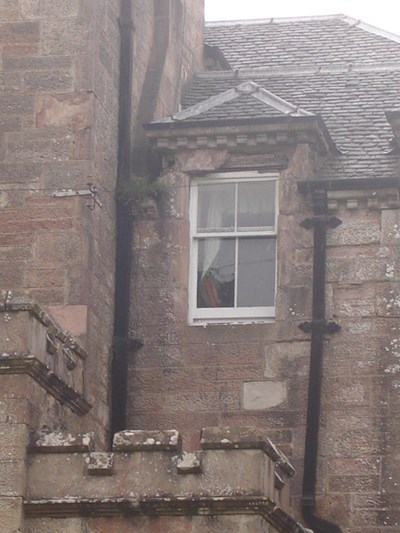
197;238;235;308
237;238;276;307
237;181;275;230
197;183;235;232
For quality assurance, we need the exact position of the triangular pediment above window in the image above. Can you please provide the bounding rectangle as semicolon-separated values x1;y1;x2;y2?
154;81;314;124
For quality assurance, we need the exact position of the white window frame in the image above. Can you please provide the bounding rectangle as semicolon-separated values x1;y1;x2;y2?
189;171;279;324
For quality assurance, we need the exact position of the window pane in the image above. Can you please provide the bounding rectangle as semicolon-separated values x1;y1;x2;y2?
197;183;235;232
237;181;275;230
197;238;235;308
237;238;276;307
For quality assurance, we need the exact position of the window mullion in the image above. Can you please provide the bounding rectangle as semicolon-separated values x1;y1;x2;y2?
234;237;239;308
234;183;239;308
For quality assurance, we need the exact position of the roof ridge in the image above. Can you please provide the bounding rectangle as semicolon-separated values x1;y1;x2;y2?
340;16;400;44
195;61;400;79
205;14;400;44
205;14;345;27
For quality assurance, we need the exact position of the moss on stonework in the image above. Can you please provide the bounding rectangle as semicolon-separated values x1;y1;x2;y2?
117;177;167;208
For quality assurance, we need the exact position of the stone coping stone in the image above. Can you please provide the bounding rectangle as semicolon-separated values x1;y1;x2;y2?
113;429;182;452
200;426;295;477
30;431;95;453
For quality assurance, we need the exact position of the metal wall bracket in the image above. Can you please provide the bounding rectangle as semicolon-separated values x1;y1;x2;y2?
299;320;341;334
52;183;103;210
300;215;342;230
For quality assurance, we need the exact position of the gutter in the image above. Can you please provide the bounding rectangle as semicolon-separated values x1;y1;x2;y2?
111;0;135;439
299;190;343;533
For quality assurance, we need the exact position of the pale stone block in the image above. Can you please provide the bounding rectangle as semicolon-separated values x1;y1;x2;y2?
47;305;88;336
327;220;380;246
242;381;287;410
264;341;310;379
381;209;400;244
0;461;27;496
0;424;28;461
25;518;84;533
0;497;24;532
176;149;229;172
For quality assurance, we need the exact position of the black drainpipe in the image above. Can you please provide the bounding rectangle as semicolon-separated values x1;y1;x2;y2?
111;0;134;440
299;190;343;533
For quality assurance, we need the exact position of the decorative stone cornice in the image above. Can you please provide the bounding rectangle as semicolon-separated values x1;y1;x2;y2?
24;496;308;532
145;116;337;156
327;188;400;211
298;177;400;211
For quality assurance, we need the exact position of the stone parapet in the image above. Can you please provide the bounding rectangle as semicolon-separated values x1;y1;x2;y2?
25;427;306;533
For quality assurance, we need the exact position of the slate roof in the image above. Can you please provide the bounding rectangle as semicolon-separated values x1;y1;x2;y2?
204;15;400;70
177;15;400;179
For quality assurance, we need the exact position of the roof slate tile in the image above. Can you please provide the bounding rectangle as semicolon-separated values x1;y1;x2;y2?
178;16;400;179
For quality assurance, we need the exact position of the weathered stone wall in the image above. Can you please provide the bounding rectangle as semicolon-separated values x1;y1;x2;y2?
127;143;314;455
127;132;400;531
0;0;122;442
313;196;400;531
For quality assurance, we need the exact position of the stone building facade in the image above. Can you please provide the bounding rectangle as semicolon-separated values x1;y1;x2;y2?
1;2;400;532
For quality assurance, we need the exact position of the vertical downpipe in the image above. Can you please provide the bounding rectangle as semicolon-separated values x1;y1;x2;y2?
300;191;343;533
111;0;134;439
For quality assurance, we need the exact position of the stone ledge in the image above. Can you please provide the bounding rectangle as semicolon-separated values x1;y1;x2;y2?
29;431;95;453
24;496;308;532
0;354;91;415
113;429;181;452
200;426;295;477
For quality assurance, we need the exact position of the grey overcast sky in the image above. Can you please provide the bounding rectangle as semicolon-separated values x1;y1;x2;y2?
205;0;400;36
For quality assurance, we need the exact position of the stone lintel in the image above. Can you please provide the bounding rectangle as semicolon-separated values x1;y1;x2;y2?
30;430;95;453
24;496;308;532
200;426;295;477
0;354;91;415
113;429;182;452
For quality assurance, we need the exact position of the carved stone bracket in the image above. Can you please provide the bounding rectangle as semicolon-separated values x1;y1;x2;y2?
0;292;91;415
0;354;91;415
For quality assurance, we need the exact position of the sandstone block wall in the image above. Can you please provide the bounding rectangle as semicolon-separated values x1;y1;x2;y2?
0;0;123;442
127;136;400;531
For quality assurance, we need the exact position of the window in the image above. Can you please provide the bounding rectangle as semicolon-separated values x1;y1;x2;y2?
189;172;278;323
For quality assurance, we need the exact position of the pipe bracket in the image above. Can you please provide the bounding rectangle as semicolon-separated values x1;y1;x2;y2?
298;320;341;334
300;495;316;508
300;215;342;230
